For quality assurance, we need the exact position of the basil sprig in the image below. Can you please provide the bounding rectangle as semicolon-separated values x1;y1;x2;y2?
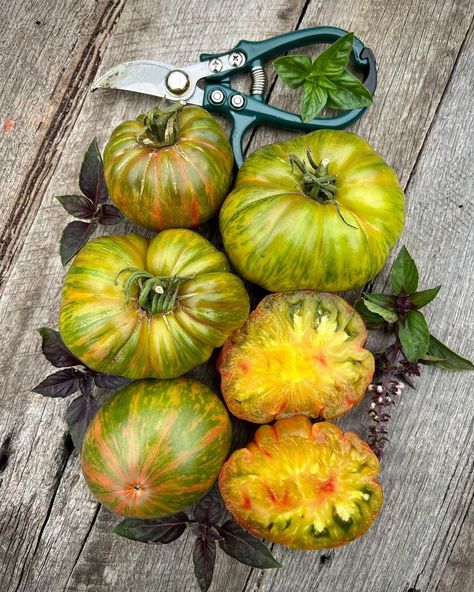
356;246;473;370
273;32;373;122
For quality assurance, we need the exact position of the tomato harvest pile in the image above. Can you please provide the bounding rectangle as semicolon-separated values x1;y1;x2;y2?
33;93;472;590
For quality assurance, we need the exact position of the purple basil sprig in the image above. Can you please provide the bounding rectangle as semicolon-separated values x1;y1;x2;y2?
113;486;281;592
33;327;130;449
56;138;123;265
356;246;473;458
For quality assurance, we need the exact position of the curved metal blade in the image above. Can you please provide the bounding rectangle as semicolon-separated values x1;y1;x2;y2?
92;60;174;99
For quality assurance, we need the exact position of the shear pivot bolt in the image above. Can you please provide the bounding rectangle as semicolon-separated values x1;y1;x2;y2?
209;58;223;73
165;70;190;95
229;52;245;67
230;94;245;109
210;89;225;105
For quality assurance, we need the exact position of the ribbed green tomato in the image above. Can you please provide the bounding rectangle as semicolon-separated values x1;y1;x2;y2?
82;378;232;518
59;229;249;379
104;104;233;231
219;417;383;550
220;130;405;292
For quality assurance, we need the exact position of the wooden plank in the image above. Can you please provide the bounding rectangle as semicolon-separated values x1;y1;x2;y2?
0;0;127;292
243;12;474;592
0;1;309;591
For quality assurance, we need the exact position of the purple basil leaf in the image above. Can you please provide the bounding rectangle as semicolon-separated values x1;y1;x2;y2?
217;520;282;569
60;220;97;265
193;536;216;592
189;524;223;541
91;371;131;390
65;393;99;450
79;138;108;205
32;368;79;398
97;204;123;225
193;486;223;525
56;194;96;219
78;376;94;398
37;327;81;368
113;512;189;544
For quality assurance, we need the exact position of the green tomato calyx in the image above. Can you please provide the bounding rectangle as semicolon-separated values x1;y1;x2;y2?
115;267;195;315
289;150;357;229
139;101;185;148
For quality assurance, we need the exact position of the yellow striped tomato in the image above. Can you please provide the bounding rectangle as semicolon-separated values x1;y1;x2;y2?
220;130;404;292
59;229;249;379
82;378;231;518
104;104;233;231
219;418;383;550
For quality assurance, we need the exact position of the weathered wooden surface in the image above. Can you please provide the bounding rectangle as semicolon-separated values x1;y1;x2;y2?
0;1;472;591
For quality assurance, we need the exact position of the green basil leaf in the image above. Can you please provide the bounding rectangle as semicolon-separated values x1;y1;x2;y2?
273;55;312;89
363;298;398;323
300;82;327;122
325;70;373;110
308;74;337;90
354;299;386;326
363;293;396;308
391;246;419;294
398;310;430;362
311;32;354;78
409;285;441;309
421;335;474;371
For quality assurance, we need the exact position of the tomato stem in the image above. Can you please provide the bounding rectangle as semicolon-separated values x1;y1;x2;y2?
289;150;357;229
115;267;194;315
139;101;185;148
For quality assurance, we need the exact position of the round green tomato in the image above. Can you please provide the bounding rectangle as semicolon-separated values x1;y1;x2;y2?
59;229;250;379
104;104;233;231
82;378;231;518
220;130;405;292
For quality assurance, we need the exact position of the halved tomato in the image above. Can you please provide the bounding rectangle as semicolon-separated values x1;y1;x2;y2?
218;291;374;422
219;418;383;550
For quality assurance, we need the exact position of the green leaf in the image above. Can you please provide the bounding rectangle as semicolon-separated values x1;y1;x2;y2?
354;299;386;326
362;297;397;323
391;246;419;294
363;293;396;308
273;55;312;89
421;335;474;371
398;310;430;362
409;285;441;309
311;32;354;78
217;520;282;569
325;70;373;110
113;512;189;544
300;82;327;122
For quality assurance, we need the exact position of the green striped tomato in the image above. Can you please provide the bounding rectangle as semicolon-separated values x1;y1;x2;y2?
82;378;232;518
220;130;405;292
104;104;233;231
59;229;249;379
219;417;383;550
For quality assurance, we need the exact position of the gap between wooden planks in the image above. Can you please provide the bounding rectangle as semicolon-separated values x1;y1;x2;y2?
0;1;473;591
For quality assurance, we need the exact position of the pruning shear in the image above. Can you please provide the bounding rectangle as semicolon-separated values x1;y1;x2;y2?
92;26;377;167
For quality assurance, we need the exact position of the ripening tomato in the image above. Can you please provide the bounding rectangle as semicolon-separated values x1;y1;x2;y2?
220;130;404;292
59;229;249;379
82;378;231;518
103;104;233;231
218;291;374;423
219;418;383;550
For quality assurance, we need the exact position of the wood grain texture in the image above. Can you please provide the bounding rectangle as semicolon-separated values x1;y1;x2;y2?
0;0;127;292
0;0;472;591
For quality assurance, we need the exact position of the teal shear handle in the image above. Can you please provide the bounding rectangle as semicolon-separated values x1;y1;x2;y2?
201;27;377;167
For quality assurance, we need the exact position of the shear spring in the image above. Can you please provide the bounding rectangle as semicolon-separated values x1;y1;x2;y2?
250;66;266;95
